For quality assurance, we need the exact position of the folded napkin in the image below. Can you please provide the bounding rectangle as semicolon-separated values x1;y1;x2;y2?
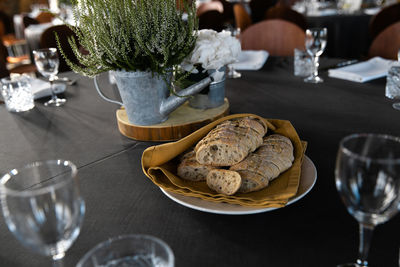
328;57;396;83
29;78;66;99
142;113;306;208
231;50;269;71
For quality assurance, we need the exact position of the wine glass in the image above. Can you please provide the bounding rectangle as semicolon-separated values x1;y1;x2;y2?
227;27;242;79
304;27;327;83
335;133;400;267
33;48;66;107
0;160;85;267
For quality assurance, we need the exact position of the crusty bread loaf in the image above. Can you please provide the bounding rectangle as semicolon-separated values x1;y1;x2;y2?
177;150;217;181
206;169;242;195
230;134;294;193
195;117;267;166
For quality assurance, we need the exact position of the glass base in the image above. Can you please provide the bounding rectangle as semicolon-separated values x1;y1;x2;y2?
228;69;241;79
44;97;66;107
337;264;364;267
304;75;324;83
393;102;400;110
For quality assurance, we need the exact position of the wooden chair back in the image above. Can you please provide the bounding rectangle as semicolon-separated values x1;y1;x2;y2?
233;4;252;32
368;21;400;60
212;0;234;25
40;25;79;72
240;19;305;56
35;12;55;24
249;0;278;23
369;3;400;41
265;5;307;30
197;1;224;16
22;15;39;29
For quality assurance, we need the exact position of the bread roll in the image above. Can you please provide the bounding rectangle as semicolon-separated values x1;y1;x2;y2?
230;134;294;193
206;169;242;195
195;117;267;166
177;150;217;181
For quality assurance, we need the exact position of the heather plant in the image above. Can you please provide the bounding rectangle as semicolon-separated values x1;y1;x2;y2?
58;0;198;78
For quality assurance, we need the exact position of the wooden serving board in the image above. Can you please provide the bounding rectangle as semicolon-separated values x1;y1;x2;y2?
116;98;229;141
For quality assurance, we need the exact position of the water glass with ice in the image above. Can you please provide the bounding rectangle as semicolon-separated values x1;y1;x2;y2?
1;76;34;112
77;234;174;267
385;66;400;110
294;48;314;77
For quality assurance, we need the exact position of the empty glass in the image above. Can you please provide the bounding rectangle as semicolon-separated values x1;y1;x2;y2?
77;234;174;267
33;48;66;107
335;134;400;267
227;27;242;79
304;28;327;83
1;76;35;112
0;160;85;267
385;66;400;110
294;48;313;77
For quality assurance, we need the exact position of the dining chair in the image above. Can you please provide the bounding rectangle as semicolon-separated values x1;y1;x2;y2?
369;3;400;41
35;12;55;24
212;0;235;26
240;19;305;56
197;1;225;32
0;20;31;67
197;1;224;16
249;0;278;23
264;5;307;31
233;3;252;32
22;15;40;29
0;36;36;78
39;24;79;72
368;21;400;60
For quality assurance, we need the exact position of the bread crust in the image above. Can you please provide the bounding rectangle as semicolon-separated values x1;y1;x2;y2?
177;150;217;181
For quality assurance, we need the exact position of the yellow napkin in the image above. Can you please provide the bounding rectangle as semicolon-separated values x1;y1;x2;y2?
142;113;305;208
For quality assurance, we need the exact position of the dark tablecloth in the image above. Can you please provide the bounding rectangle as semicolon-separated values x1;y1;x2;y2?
0;58;399;267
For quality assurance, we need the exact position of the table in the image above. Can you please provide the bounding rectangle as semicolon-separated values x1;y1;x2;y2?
0;58;399;267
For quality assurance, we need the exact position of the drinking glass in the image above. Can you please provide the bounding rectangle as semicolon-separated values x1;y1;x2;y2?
304;27;327;83
335;134;400;267
33;48;66;107
227;27;241;79
0;160;85;267
76;234;174;267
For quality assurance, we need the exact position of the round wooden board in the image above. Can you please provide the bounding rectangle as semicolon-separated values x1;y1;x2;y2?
116;98;230;141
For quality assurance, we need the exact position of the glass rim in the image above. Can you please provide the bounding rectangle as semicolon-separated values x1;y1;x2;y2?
305;27;327;32
339;133;400;163
76;234;174;267
0;159;77;197
32;47;58;54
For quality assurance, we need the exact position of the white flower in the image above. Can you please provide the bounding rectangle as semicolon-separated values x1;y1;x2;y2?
181;29;241;81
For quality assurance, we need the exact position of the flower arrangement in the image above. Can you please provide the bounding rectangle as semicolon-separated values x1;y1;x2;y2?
57;0;198;77
181;29;241;81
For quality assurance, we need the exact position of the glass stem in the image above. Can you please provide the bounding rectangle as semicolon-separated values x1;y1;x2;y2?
49;78;57;101
313;55;319;78
52;253;65;267
356;223;375;267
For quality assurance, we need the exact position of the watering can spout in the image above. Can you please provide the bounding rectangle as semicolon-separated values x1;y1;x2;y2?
160;76;213;116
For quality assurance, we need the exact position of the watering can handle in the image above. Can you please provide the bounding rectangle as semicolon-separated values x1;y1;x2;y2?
94;75;123;106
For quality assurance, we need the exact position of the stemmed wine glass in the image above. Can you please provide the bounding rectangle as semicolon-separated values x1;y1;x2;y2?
227;27;242;79
335;133;400;267
304;27;327;83
0;160;85;267
33;48;66;106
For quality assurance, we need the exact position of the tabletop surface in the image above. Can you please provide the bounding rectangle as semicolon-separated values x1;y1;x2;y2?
0;57;399;267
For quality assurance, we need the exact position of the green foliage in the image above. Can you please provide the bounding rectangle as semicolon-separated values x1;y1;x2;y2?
58;0;198;77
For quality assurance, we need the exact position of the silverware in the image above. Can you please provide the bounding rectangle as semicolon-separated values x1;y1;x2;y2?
54;76;77;86
320;60;359;71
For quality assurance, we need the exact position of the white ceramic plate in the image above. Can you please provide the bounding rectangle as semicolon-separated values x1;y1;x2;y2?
160;155;317;215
